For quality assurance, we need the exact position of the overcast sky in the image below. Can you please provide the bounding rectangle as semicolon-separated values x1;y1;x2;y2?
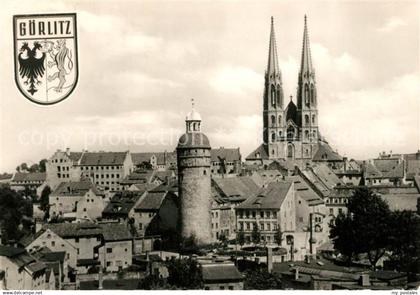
0;0;419;172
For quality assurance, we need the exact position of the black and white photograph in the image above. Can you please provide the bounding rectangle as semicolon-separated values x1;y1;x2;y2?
0;0;419;292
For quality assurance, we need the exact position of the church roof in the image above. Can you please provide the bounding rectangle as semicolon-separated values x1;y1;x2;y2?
267;17;281;76
300;15;314;75
285;100;299;125
186;108;202;121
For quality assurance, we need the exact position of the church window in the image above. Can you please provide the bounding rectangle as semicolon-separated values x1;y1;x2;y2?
203;170;207;176
287;126;295;141
271;115;276;126
312;130;317;141
312;115;315;124
310;85;316;104
276;87;281;106
271;86;276;106
271;133;276;142
304;84;310;105
279;131;282;139
287;144;294;159
278;115;282;126
305;130;309;140
305;114;310;125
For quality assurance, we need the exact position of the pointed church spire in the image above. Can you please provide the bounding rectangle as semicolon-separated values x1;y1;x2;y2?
300;15;314;75
267;16;280;75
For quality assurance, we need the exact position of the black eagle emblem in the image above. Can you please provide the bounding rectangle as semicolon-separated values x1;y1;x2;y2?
18;42;46;95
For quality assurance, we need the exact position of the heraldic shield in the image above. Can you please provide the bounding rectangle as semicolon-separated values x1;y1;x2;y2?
13;13;78;105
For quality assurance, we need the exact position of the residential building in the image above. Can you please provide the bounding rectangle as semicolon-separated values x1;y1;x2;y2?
131;151;176;171
201;262;244;290
363;156;405;186
10;172;46;191
78;151;134;191
45;148;83;190
129;188;179;237
48;180;105;221
235;182;296;246
0;245;55;290
102;190;146;223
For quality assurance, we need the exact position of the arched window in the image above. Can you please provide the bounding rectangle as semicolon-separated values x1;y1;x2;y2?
312;115;315;124
287;144;294;158
287;126;295;141
276;87;281;106
312;130;317;141
304;130;309;140
279;131;282;140
305;114;310;125
271;133;276;142
304;84;309;105
271;115;276;126
310;85;316;104
271;86;276;106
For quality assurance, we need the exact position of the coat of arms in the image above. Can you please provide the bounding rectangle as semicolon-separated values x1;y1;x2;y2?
13;13;78;105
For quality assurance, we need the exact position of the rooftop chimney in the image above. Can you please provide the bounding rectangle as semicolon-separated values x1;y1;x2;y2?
294;268;299;281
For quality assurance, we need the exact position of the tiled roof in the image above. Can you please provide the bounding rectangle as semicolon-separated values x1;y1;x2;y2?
365;159;405;179
102;191;145;217
0;173;13;180
245;144;269;160
120;171;155;185
201;263;243;282
312;142;343;162
131;151;176;166
52;180;98;197
236;182;292;210
12;172;46;182
99;223;132;241
406;159;420;180
285;100;299;125
380;193;420;211
0;245;26;257
134;191;167;211
68;152;83;162
212;176;260;203
46;222;102;238
310;164;344;190
79;152;128;166
287;175;324;206
211;148;241;162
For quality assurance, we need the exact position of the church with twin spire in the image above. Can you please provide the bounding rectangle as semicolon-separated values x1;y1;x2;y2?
246;16;342;166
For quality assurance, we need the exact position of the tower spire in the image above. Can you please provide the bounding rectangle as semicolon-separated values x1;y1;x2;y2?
267;16;280;75
300;14;313;75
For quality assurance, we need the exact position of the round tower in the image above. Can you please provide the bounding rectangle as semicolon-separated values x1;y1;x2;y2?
177;102;212;245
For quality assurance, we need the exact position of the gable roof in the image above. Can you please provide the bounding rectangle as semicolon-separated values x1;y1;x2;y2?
52;180;99;197
134;191;167;211
99;223;132;241
12;172;46;182
102;191;145;217
312;142;343;162
212;176;261;203
285;100;299;125
120;170;155;185
45;222;102;238
79;152;128;166
211;148;241;162
131;151;176;166
236;182;292;210
287;175;324;206
245;144;269;161
380;193;420;211
201;263;243;283
406;159;420;180
365;159;405;179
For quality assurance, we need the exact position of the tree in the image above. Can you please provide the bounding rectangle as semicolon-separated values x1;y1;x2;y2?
388;210;420;279
251;223;261;245
28;163;39;173
165;257;203;289
40;185;51;220
237;228;245;248
244;266;282;290
39;159;47;172
274;226;283;246
329;187;392;269
16;163;28;172
0;186;32;243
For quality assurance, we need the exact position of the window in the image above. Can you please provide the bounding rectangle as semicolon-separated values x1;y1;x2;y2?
305;114;310;125
260;212;264;218
107;248;112;253
278;115;282;126
107;261;112;267
271;115;276;126
51;241;55;247
271;133;275;142
220;286;225;290
228;286;234;290
75;238;79;243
